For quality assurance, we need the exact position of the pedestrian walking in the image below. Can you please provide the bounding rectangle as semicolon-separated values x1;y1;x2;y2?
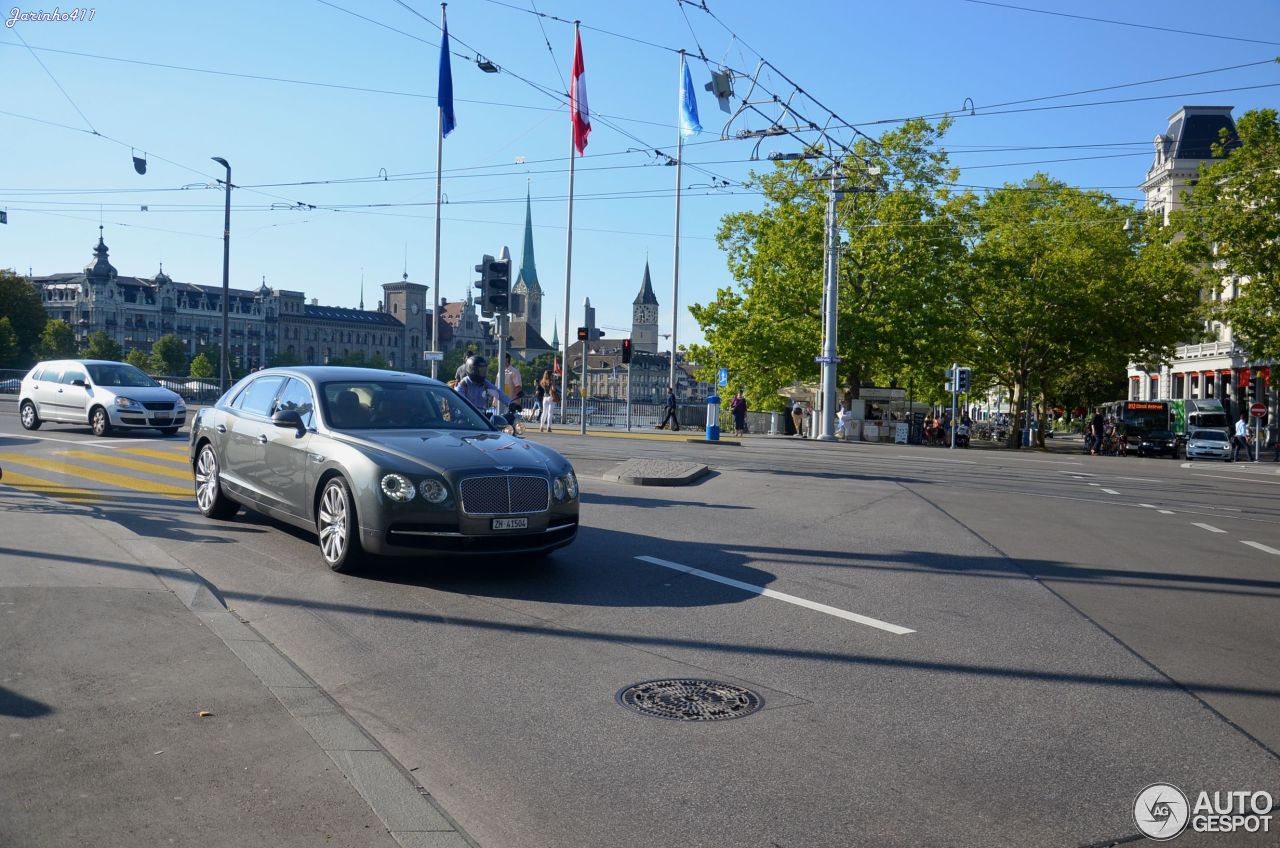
1231;412;1251;462
1089;409;1105;455
658;387;680;431
532;369;550;419
539;376;559;432
791;401;805;438
730;390;748;436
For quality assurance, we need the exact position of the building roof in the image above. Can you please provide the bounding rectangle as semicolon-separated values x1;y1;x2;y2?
507;319;554;353
514;188;540;294
303;304;405;325
633;261;659;306
1160;106;1239;162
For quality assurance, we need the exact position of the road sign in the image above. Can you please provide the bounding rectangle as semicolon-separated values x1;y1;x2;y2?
422;351;444;362
717;367;728;387
1251;402;1266;418
814;356;842;364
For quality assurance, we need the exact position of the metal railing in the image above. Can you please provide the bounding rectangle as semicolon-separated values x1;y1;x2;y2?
0;367;225;405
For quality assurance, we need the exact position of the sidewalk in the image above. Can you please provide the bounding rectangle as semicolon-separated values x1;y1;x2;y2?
0;486;471;848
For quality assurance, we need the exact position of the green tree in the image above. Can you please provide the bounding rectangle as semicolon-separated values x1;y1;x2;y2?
0;317;19;367
693;119;969;413
268;350;301;368
36;319;77;360
84;330;122;361
148;333;187;376
124;349;151;370
188;352;215;379
0;268;47;364
959;175;1202;447
1179;108;1280;360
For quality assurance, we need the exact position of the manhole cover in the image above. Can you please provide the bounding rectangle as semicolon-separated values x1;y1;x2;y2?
616;679;763;721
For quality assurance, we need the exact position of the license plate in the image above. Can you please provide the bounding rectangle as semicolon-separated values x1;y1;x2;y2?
492;517;527;531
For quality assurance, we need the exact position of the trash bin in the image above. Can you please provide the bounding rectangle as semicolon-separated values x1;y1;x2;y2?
770;412;781;436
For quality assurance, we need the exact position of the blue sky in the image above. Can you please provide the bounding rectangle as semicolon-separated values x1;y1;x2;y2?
3;0;1277;350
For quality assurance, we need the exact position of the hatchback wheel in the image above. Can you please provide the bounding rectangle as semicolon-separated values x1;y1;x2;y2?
90;406;112;437
317;477;364;573
194;444;239;519
19;401;41;431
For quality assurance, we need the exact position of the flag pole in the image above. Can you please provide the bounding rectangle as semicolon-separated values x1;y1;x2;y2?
560;21;581;423
669;49;686;399
429;1;447;380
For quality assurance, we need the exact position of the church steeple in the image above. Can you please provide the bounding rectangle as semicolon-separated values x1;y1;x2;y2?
631;261;659;354
511;186;543;335
550;319;558;349
517;187;540;293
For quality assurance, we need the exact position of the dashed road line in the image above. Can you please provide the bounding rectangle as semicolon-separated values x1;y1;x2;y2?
1158;510;1175;515
1241;541;1280;556
1193;523;1227;533
635;555;914;635
1088;483;1101;487
1101;488;1120;495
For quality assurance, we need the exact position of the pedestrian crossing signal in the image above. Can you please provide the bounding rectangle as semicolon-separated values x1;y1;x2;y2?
621;338;632;363
956;367;971;393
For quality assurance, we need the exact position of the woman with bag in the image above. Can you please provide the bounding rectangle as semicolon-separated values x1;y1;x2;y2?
539;376;559;432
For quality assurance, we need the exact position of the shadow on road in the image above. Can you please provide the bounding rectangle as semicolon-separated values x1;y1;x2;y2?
0;685;54;718
581;491;752;510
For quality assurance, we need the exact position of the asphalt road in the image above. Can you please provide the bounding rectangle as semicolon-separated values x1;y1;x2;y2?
1;409;1277;847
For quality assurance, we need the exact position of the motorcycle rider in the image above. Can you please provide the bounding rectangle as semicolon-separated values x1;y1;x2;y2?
454;355;511;415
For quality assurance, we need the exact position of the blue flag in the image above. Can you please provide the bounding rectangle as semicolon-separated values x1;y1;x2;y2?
679;56;701;137
438;14;456;137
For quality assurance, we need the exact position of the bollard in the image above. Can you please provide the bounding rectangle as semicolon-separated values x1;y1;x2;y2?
770;411;781;436
705;393;721;442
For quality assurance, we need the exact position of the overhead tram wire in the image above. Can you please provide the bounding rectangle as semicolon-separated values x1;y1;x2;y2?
10;26;98;135
957;0;1280;48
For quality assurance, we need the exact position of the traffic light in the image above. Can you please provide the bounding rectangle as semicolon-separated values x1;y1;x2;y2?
621;338;632;363
577;326;588;341
956;367;971;393
474;254;494;318
1250;376;1264;402
487;256;510;313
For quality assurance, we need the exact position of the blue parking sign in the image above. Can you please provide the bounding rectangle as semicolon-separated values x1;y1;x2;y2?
718;367;728;387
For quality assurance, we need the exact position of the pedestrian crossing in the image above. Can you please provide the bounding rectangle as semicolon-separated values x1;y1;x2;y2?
0;443;193;504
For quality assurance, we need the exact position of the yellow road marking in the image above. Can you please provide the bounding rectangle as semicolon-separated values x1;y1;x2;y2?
54;450;192;481
0;453;190;498
0;469;112;501
118;446;190;465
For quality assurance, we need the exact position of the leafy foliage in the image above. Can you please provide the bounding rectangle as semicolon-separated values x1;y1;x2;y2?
0;269;47;364
0;317;19;368
188;352;215;379
149;333;187;376
36;320;76;360
1178;108;1280;360
124;349;151;370
84;330;122;362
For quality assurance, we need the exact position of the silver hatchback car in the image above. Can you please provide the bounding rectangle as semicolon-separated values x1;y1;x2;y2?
19;359;187;436
1184;428;1231;461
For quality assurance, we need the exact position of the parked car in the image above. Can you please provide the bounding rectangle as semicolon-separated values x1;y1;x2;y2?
19;359;187;436
188;367;579;571
1136;429;1179;458
1184;428;1231;462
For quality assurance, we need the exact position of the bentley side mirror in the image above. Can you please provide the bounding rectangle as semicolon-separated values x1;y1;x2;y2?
271;408;305;436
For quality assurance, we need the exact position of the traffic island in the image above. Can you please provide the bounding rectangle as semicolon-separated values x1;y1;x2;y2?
603;458;711;486
685;438;741;446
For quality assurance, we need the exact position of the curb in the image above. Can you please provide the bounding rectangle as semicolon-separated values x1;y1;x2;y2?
603;458;711;486
83;516;477;848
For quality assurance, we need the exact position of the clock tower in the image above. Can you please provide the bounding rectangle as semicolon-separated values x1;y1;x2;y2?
631;261;659;354
382;274;429;370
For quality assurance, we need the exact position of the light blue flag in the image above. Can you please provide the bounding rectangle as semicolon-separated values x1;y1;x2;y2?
438;13;456;137
679;56;701;137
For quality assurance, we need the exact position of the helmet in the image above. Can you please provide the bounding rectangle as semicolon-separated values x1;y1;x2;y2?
464;355;488;382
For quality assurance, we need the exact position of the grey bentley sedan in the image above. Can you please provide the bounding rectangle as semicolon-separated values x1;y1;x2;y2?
189;367;579;571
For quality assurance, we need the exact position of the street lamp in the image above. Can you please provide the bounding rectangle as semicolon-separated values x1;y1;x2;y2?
212;157;232;393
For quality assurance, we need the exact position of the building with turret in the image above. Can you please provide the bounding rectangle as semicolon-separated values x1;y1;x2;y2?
631;261;659;354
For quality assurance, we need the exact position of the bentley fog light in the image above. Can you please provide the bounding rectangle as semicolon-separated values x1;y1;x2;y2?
418;479;448;503
380;473;416;502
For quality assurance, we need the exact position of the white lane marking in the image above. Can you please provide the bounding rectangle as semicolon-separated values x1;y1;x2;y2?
1186;472;1280;487
634;555;914;635
1180;462;1193;468
1101;488;1120;495
0;433;129;450
1088;483;1101;487
1193;523;1227;533
1158;510;1175;515
1002;457;1079;465
1116;476;1161;483
1242;541;1280;556
892;455;976;465
1139;503;1156;509
1057;471;1096;477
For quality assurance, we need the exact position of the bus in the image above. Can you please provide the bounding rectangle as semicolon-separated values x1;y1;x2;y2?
1100;400;1172;445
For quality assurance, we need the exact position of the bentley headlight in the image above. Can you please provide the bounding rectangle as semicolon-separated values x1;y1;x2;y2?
418;478;448;504
564;470;578;499
380;473;416;502
552;477;566;501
